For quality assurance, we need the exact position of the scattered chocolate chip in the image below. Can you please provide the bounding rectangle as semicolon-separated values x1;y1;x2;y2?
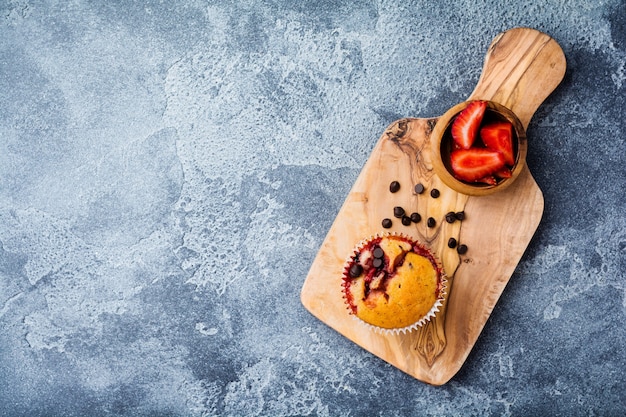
373;247;384;259
445;212;457;223
457;244;468;254
349;264;363;278
410;212;421;223
372;257;383;268
455;211;465;221
448;237;457;248
414;183;425;194
401;215;412;226
427;217;436;228
389;181;400;193
393;206;405;218
382;218;392;228
430;188;440;198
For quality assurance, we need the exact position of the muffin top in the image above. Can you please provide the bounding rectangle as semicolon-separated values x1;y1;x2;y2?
342;234;444;330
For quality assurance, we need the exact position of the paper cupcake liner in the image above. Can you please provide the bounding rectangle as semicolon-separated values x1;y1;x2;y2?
341;231;448;335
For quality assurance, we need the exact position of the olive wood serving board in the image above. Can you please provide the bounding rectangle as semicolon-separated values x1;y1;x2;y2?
300;28;566;385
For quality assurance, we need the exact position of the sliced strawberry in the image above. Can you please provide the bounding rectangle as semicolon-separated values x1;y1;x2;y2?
475;175;498;186
450;148;506;182
480;121;515;166
494;166;512;179
451;100;488;149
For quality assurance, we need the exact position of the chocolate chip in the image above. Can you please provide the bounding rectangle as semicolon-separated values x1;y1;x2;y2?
445;212;457;223
410;212;421;223
389;181;400;193
372;258;383;268
447;237;457;248
393;206;405;218
427;217;436;228
382;218;392;228
457;244;468;254
373;247;384;259
455;211;465;221
349;264;363;278
430;188;440;198
401;215;412;226
414;183;425;194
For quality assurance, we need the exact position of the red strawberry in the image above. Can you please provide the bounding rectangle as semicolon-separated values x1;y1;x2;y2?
494;166;512;179
451;100;487;149
480;121;515;166
450;148;506;182
475;176;498;186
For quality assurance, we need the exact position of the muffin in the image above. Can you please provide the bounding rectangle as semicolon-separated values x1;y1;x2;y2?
342;233;446;334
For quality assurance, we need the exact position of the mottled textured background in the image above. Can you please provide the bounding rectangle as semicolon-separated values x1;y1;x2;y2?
1;0;625;416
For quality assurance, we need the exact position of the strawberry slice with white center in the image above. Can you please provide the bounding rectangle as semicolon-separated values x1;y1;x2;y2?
451;100;488;149
480;121;515;165
450;148;506;182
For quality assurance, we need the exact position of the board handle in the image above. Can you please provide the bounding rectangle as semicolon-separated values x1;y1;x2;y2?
468;27;566;130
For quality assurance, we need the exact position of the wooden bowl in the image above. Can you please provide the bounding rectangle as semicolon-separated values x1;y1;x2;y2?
431;100;527;196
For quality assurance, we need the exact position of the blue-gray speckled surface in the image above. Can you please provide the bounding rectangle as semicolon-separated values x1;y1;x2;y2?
1;0;625;416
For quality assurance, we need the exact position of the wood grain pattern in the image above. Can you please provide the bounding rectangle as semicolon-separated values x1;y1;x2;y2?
300;27;566;385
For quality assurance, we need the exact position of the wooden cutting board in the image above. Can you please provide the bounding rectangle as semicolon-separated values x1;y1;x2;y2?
300;27;566;385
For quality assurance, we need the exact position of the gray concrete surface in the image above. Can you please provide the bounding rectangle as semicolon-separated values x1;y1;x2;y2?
1;0;625;415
